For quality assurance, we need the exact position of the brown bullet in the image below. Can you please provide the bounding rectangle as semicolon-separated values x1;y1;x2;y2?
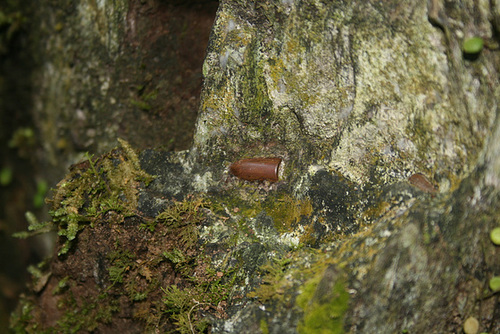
229;157;282;182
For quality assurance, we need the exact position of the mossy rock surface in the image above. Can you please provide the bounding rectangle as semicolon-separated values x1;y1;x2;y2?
10;0;500;333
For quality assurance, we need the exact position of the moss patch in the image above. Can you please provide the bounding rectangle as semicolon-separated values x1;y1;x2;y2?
49;138;154;255
296;265;349;334
110;195;235;333
11;193;238;333
10;142;240;333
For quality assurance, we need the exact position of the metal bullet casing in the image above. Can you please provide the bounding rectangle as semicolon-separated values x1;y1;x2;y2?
229;157;282;182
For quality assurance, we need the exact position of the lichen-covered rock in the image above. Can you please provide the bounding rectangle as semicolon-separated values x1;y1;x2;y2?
10;0;500;333
195;0;497;189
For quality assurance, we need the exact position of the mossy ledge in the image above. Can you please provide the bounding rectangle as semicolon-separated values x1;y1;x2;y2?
10;142;241;333
10;139;364;333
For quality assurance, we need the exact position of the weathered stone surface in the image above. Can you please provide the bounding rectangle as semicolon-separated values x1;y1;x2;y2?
9;0;500;333
195;0;498;190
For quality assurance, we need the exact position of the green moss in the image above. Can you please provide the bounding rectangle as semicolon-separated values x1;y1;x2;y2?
248;250;349;333
154;214;237;332
103;195;238;333
295;223;314;246
260;318;270;334
107;249;136;286
55;292;119;333
13;211;53;239
48;139;154;255
296;267;349;334
141;196;209;249
11;290;119;334
0;166;12;186
52;276;70;295
9;295;35;333
210;191;317;248
161;284;215;334
157;267;236;333
247;257;292;303
130;98;152;111
106;243;165;303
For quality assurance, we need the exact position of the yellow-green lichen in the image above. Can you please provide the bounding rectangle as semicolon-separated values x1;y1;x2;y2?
215;191;316;248
265;194;313;234
238;40;273;126
298;222;318;246
247;248;349;334
247;257;292;303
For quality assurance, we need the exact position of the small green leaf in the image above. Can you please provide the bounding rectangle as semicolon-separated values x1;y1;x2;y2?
36;179;48;195
58;242;72;256
12;231;31;239
490;227;500;246
33;193;44;208
463;37;484;54
0;167;13;186
489;276;500;292
130;98;152;111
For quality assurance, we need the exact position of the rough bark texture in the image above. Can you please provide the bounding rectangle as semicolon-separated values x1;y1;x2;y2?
8;0;500;333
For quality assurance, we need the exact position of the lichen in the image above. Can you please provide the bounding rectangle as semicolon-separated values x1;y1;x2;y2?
196;0;493;198
260;318;270;334
246;257;292;303
264;194;313;234
246;248;349;334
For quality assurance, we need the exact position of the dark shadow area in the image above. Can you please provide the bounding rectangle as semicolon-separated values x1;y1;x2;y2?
0;0;218;330
0;3;41;330
118;0;219;151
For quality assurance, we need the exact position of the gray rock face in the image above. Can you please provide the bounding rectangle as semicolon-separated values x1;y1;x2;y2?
195;0;496;190
10;0;500;333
